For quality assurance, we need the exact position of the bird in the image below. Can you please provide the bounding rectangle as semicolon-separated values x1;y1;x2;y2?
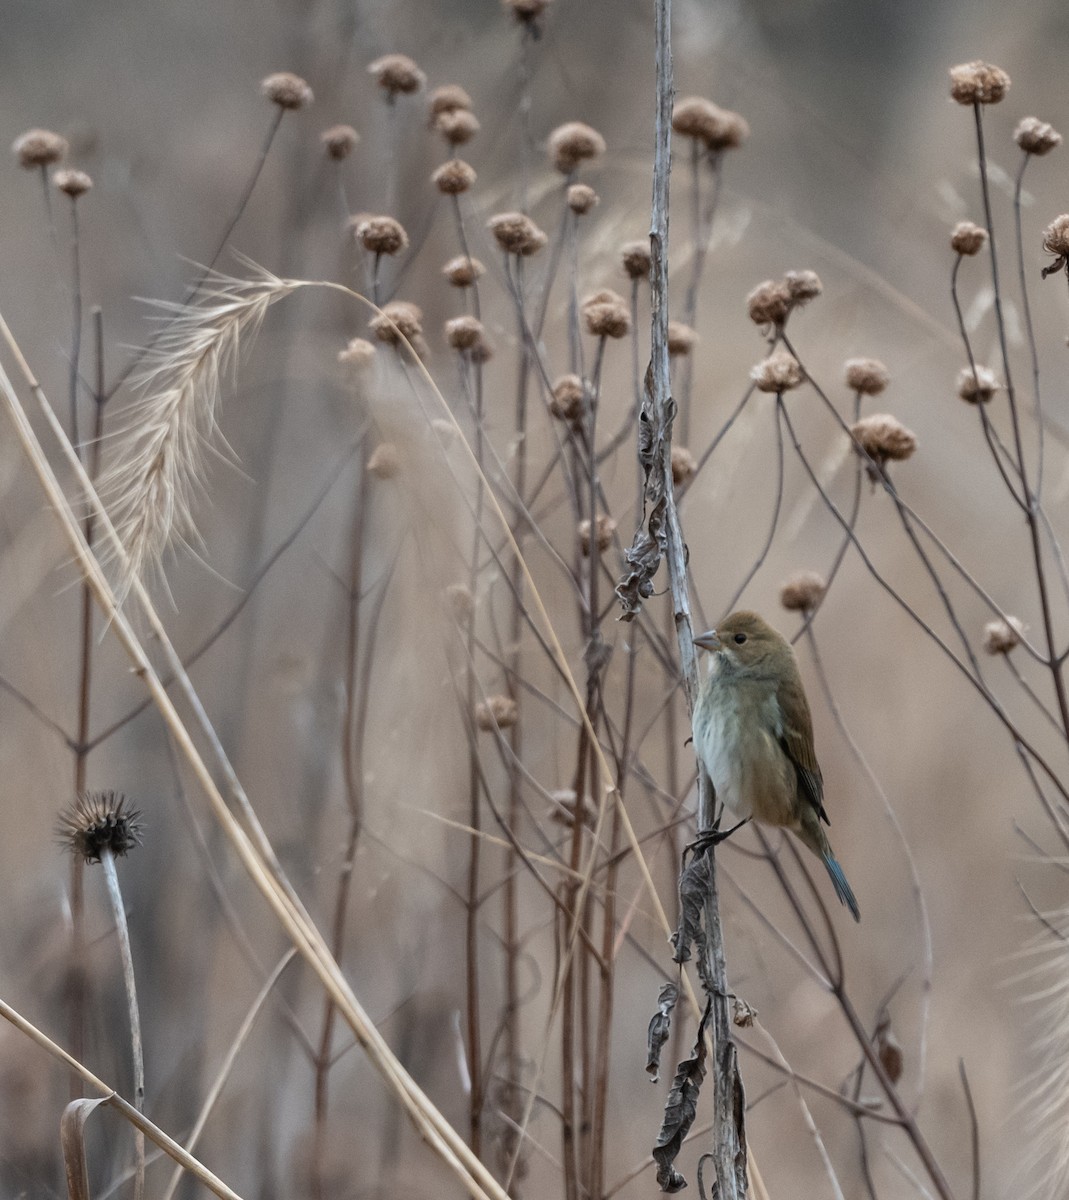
691;610;860;921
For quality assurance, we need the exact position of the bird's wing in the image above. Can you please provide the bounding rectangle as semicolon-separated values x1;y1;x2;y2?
776;678;829;825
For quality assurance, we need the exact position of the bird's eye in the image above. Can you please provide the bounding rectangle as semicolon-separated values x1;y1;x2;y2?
733;633;747;644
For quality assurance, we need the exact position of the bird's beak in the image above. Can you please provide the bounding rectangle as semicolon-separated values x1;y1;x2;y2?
693;629;721;652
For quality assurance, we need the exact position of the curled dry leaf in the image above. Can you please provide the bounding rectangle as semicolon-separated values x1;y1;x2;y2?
646;982;679;1082
653;1000;711;1193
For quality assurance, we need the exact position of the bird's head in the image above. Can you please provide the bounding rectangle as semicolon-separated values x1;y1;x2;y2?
693;610;791;675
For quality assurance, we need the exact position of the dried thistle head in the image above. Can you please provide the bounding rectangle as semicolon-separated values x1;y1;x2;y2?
429;84;473;117
320;124;360;160
746;279;792;331
12;128;68;168
338;337;376;368
582;289;630;338
949;61;1010;105
850;414;917;466
1043;214;1069;258
620;240;651;280
780;570;827;613
671;97;749;150
550;374;585;423
443;255;485;287
751;350;803;393
475;694;518;731
667;321;698;357
671;445;697;486
1015;117;1062;156
983;615;1024;654
261;71;313;110
488;211;547;256
547;121;606;174
957;365;999;404
59;792;142;863
434;109;480;146
351;214;409;256
370;300;423;345
951;220;988;256
567;183;598;214
368;54;426;97
445;315;484;351
578;514;617;556
368;442;401;479
54;169;92;198
844;357;890;396
784;269;822;305
432;158;477;195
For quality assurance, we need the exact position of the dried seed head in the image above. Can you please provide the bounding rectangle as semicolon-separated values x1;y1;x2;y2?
368;54;426;96
851;414;917;464
779;570;827;613
874;1017;904;1084
751;350;804;393
261;71;314;110
983;615;1024;654
370;300;423;345
667;321;698;357
949;61;1010;106
351;214;409;255
567;183;599;214
582;288;630;338
671;445;697;485
620;240;651;280
784;269;822;304
732;997;757;1028
550;374;585;423
957;365;999;404
488;211;548;256
434;108;480;145
368;442;401;478
502;0;551;24
475;694;518;731
547;121;606;174
445;583;474;621
338;337;377;368
746;279;792;330
548;789;598;831
469;337;493;364
442;255;485;287
320;124;360;160
12;128;68;168
59;792;143;864
1043;214;1069;258
672;97;749;150
1015;116;1062;156
429;84;473;117
445;315;484;350
54;169;92;198
432;158;477;194
844;357;890;395
578;514;617;555
951;220;988;256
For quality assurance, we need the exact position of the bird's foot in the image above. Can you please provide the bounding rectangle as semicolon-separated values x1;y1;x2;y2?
687;817;750;855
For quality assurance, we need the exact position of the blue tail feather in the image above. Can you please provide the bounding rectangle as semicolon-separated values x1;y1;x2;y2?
823;854;860;922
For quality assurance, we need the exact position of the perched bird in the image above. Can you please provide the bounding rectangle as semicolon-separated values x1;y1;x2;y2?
692;610;860;921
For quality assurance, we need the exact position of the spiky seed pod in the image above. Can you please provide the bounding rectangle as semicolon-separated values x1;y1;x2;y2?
949;61;1010;105
620;240;651;280
582;289;630;338
983;616;1024;654
746;279;792;330
429;84;473;117
488;211;548;256
951;220;988;256
547;121;606;174
432;158;476;195
261;72;314;110
370;300;423;345
59;792;143;864
1015;117;1062;156
671;445;697;485
367;442;401;479
338;337;376;368
850;414;917;464
445;315;484;351
320;124;360;160
567;183;598;214
957;365;999;404
442;255;485;287
368;54;426;96
12;128;68;168
844;357;890;395
351;214;409;255
445;583;474;621
751;350;804;393
54;169;92;198
667;321;698;357
671;97;749;150
784;269;822;304
475;694;518;731
434;109;480;146
550;374;585;422
578;514;617;556
780;570;827;613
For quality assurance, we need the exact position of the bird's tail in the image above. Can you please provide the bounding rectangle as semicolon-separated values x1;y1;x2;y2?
823;854;860;922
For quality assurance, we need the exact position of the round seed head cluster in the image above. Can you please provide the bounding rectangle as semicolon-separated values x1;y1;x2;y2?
320;124;359;160
547;121;606;174
434;109;480;145
957;365;999;404
352;214;409;255
620;240;651;280
671;445;697;485
261;71;313;109
582;289;630;338
488;211;548;256
780;570;827;613
667;321;698;357
1015;117;1062;156
429;84;473;117
784;270;822;304
578;514;617;556
338;338;376;368
951;220;988;256
368;54;426;96
12;128;68;168
59;792;143;864
370;300;423;345
1042;214;1069;258
671;97;749;150
445;315;484;351
949;61;1010;105
432;158;476;194
550;374;585;423
751;350;804;393
983;616;1024;655
443;255;484;287
850;414;917;464
368;442;401;479
567;183;598;214
54;169;92;198
746;279;792;330
844;357;890;395
475;694;518;731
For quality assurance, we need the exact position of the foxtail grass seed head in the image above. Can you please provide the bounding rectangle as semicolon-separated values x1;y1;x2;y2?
434;108;480;145
949;60;1010;105
784;269;822;304
338;337;376;368
851;414;917;465
844;357;890;395
620;240;651;280
475;694;518;731
368;442;401;479
746;279;792;330
261;71;313;109
445;315;484;350
780;570;827;613
550;374;585;422
752;350;803;393
957;365;999;404
12;128;68;168
567;183;598;214
578;514;617;555
582;289;630;338
368;54;426;96
951;220;988;256
443;255;484;287
671;97;749;150
983;616;1025;654
445;583;474;621
667;321;698;357
352;214;408;255
320;124;359;159
429;84;473;117
54;169;92;198
59;792;143;864
671;445;697;485
488;211;547;256
432;158;476;194
1015;117;1062;156
370;300;423;345
547;121;606;174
